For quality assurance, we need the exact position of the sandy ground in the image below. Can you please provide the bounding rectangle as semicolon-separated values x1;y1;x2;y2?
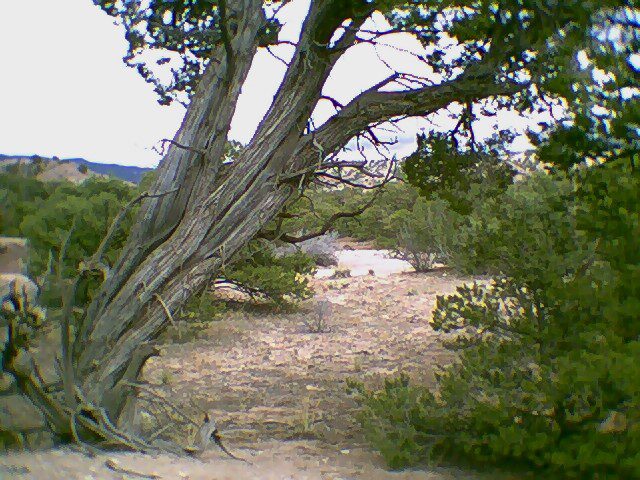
0;252;495;480
316;249;414;278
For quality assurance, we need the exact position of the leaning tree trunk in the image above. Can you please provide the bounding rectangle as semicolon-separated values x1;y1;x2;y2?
67;0;347;430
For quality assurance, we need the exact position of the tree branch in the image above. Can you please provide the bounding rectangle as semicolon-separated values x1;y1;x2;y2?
294;72;528;172
218;0;235;77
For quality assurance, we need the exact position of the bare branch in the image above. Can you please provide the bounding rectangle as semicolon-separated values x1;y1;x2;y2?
157;139;206;156
87;188;179;272
266;45;290;67
105;459;161;480
273;191;382;244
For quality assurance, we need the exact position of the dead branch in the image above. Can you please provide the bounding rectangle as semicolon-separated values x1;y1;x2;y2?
87;188;179;272
261;189;382;244
124;381;201;429
105;459;162;479
266;45;290;67
153;293;176;330
158;139;206;156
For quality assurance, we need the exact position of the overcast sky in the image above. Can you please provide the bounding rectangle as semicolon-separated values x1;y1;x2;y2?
0;0;538;168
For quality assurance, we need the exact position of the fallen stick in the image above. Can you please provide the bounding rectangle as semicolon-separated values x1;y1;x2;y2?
104;459;162;479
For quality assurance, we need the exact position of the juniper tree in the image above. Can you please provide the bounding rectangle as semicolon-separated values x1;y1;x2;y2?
3;0;635;449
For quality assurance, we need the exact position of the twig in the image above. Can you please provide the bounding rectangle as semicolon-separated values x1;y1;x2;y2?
104;459;162;480
185;413;251;464
266;45;290;67
123;382;201;429
212;429;251;463
60;278;79;410
159;138;205;156
153;293;176;329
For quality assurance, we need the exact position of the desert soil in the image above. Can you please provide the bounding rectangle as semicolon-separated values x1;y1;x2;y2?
0;251;494;480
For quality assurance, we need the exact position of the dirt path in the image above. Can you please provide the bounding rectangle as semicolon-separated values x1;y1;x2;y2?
0;270;491;479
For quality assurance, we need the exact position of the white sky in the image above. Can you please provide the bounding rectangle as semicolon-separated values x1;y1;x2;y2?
0;0;539;168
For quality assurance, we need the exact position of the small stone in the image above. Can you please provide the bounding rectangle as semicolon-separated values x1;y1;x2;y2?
0;372;15;392
330;269;351;279
599;411;627;433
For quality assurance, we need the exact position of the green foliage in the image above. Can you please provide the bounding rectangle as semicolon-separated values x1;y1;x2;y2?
403;133;515;215
389;197;463;271
18;178;136;279
276;181;420;248
95;0;281;105
532;11;639;169
221;241;316;307
347;374;440;469
353;161;640;478
335;182;420;246
453;171;580;276
2;173;316;310
0;173;53;236
1;174;136;306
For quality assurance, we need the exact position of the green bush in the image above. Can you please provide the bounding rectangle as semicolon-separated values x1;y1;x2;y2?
352;161;640;478
336;182;420;246
0;173;53;236
220;241;316;307
275;181;420;248
19;177;136;279
2;173;317;310
388;197;463;271
451;171;580;276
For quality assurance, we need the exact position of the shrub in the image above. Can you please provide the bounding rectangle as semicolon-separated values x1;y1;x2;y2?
274;231;339;267
19;177;136;279
0;173;53;236
2;173;317;311
220;241;316;307
388;197;463;271
450;171;579;276
352;161;640;479
275;181;421;248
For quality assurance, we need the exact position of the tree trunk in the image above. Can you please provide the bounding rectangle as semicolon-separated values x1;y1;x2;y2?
69;0;347;427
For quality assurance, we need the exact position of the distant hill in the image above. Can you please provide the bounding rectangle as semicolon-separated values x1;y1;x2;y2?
0;154;153;184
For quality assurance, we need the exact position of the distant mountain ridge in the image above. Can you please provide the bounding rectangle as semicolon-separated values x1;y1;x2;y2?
0;154;153;184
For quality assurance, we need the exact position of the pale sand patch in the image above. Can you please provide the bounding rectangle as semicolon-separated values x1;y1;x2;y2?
316;249;413;278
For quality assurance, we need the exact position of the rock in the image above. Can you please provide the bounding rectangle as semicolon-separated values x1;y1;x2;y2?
0;273;39;308
313;252;338;267
0;237;29;274
599;411;627;433
330;269;351;279
0;394;46;432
